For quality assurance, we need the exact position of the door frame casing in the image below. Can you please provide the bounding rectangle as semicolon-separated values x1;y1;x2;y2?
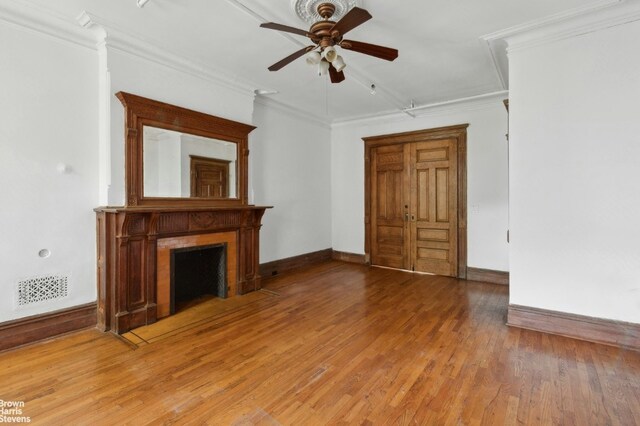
363;124;469;279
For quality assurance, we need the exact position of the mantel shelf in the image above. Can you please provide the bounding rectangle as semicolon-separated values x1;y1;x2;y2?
95;205;273;213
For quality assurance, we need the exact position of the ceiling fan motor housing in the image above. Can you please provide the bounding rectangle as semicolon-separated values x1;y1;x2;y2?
317;3;336;19
310;20;341;47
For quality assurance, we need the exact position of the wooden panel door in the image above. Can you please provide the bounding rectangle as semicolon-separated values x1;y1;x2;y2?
410;139;458;276
190;156;229;198
365;124;467;278
371;144;410;269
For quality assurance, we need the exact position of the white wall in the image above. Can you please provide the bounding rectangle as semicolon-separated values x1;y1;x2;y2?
508;20;640;323
0;22;99;321
331;103;509;271
143;129;181;197
251;100;333;263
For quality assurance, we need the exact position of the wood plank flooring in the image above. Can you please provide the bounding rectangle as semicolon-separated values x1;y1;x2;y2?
122;290;279;347
1;261;639;425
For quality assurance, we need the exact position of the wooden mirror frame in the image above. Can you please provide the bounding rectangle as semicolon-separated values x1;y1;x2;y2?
116;92;255;207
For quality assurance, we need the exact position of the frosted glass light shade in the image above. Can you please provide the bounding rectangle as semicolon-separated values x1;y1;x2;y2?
322;46;338;63
333;55;346;72
318;60;330;76
306;51;321;65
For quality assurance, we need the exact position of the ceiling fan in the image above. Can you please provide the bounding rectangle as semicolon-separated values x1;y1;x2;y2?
260;3;398;84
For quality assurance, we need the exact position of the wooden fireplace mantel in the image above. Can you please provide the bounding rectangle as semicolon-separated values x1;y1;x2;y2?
95;205;271;334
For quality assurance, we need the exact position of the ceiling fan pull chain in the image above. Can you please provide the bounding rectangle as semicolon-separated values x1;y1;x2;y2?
325;74;329;116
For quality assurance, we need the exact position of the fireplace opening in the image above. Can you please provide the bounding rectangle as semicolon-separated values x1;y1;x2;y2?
170;243;227;314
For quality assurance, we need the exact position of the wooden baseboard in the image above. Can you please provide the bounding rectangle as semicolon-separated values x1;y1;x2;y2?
466;267;509;285
331;250;367;265
259;249;332;277
508;304;640;351
0;302;97;352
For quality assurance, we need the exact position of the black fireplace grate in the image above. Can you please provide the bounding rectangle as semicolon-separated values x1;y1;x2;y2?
170;243;227;314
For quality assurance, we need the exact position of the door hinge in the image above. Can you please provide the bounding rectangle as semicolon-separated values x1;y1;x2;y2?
507;230;510;243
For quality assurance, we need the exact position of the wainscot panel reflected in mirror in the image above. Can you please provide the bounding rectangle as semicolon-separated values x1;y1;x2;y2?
143;126;237;199
116;92;255;207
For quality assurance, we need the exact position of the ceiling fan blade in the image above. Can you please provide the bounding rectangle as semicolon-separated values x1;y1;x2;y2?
260;22;310;38
268;46;314;71
330;7;372;36
341;40;398;61
329;66;345;84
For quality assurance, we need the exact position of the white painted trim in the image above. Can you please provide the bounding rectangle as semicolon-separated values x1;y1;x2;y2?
332;90;508;127
97;42;112;206
0;1;260;100
479;0;635;90
254;96;331;129
0;0;96;49
483;0;640;52
481;38;508;90
403;90;509;114
482;0;622;42
76;5;332;130
332;108;404;126
76;11;258;98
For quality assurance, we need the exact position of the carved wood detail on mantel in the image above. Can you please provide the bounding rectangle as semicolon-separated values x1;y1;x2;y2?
95;206;269;334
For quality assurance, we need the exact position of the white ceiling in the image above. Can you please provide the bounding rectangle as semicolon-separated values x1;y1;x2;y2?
23;0;591;120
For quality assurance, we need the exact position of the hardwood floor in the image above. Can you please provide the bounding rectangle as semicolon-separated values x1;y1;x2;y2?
1;261;639;425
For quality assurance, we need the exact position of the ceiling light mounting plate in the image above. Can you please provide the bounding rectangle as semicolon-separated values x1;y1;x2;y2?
292;0;360;24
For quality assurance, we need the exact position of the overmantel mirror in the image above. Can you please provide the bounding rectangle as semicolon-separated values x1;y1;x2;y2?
116;92;255;207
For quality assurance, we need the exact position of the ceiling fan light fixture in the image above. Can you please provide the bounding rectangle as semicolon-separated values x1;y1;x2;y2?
260;4;398;85
333;55;346;72
306;50;322;65
318;60;330;76
322;46;338;63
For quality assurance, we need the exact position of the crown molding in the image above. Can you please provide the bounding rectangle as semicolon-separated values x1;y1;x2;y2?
254;96;331;129
482;0;622;42
483;0;640;53
76;11;258;98
479;0;632;90
481;38;509;90
0;0;96;49
332;90;508;127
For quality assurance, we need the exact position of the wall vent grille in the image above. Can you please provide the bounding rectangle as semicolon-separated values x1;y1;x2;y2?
17;274;69;306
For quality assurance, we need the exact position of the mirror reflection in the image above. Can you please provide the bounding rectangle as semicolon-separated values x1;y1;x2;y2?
143;126;237;198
